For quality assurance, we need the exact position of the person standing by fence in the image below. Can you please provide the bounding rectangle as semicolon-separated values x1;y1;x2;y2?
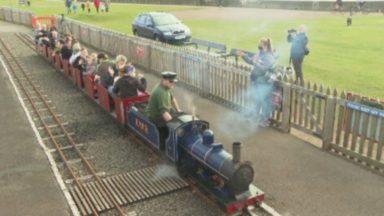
105;0;110;12
94;0;100;13
287;25;309;85
238;38;278;127
72;0;78;14
85;0;91;13
65;0;72;15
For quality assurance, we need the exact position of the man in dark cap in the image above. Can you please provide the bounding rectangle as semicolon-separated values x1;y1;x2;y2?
111;65;147;98
146;71;182;147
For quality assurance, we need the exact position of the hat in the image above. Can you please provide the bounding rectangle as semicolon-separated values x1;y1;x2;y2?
125;65;135;74
161;71;178;82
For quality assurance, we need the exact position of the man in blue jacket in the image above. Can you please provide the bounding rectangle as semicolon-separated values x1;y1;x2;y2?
288;25;309;85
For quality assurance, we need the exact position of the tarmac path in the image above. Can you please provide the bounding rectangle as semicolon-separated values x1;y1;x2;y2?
143;72;384;216
1;20;384;216
0;22;69;215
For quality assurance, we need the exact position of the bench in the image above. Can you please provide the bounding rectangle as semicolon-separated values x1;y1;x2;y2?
47;47;54;63
97;84;112;112
186;38;227;54
54;53;62;70
83;74;97;99
114;92;150;124
62;58;70;76
43;45;49;59
36;44;45;56
72;68;83;89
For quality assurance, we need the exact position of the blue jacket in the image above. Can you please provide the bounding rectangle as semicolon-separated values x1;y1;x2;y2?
288;32;308;59
242;50;277;84
66;0;72;7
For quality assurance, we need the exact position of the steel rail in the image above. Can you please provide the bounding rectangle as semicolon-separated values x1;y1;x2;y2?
0;37;99;216
15;33;127;216
0;36;125;216
16;33;35;50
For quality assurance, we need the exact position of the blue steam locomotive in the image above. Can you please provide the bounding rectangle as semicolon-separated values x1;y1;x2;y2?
128;107;265;214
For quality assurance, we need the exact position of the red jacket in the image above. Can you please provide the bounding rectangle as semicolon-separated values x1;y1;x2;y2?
94;0;100;7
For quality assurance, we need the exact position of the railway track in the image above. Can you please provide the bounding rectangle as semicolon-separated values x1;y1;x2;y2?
12;32;277;216
0;35;127;216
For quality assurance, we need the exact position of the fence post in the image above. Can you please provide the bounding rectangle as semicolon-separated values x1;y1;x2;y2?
172;50;177;72
0;8;4;21
147;44;152;70
280;82;292;133
322;96;336;150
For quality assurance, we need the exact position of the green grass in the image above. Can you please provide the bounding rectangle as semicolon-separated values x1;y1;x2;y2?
1;0;383;98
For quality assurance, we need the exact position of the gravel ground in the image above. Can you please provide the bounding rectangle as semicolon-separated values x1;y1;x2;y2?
2;33;225;216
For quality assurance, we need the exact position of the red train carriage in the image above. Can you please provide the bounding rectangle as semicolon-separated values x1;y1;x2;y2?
114;92;150;124
83;74;97;99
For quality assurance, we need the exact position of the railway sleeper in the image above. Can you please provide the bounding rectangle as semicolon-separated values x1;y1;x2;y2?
37;122;69;130
42;132;75;141
48;143;85;153
68;166;189;215
65;172;106;184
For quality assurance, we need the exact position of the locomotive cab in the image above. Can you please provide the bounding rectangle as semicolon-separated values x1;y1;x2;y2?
165;114;209;162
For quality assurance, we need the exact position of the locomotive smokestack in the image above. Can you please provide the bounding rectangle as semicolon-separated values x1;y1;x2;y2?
232;142;242;163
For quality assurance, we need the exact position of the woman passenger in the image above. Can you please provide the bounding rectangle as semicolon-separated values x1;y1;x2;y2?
238;38;278;127
61;37;73;60
84;53;98;75
73;47;88;72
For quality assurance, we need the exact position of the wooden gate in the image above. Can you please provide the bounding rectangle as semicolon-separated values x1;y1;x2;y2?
290;83;329;138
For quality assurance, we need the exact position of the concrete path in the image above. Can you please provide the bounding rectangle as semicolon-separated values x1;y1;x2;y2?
0;21;69;216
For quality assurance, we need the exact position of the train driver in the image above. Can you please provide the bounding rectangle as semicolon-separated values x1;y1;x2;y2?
146;71;182;147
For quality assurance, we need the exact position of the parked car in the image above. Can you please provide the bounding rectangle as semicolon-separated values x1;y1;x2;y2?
132;12;191;44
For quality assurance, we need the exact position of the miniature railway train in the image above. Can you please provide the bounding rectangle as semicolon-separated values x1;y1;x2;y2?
34;42;265;214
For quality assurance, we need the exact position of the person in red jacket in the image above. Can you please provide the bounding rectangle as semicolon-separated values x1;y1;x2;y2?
93;0;100;13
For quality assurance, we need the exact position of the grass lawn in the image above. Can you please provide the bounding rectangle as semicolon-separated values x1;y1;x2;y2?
1;0;383;98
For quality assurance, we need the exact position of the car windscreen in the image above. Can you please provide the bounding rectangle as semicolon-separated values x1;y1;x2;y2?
152;14;180;26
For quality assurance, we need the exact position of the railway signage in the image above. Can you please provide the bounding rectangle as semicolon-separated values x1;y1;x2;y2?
346;101;384;117
135;46;145;58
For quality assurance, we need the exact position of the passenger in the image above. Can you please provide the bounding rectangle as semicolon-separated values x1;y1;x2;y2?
49;30;59;49
33;23;42;44
111;65;147;98
94;54;126;90
73;48;88;72
96;52;108;64
84;53;98;75
61;37;73;60
146;71;182;147
69;42;82;65
111;55;127;77
52;39;64;57
38;25;50;46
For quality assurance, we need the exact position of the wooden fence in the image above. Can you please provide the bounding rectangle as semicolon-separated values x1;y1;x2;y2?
0;7;382;172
